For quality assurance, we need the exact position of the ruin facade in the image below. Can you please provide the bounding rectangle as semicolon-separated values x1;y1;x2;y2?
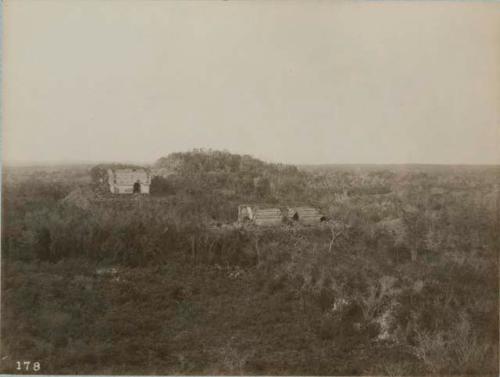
107;168;151;194
238;204;325;226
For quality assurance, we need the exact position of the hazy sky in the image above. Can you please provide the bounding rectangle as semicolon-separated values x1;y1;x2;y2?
3;1;500;165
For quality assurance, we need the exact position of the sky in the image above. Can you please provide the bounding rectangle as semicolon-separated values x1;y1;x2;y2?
3;1;500;165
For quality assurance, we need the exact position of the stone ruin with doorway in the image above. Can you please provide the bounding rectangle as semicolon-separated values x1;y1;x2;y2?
287;206;325;224
106;167;151;194
238;204;326;226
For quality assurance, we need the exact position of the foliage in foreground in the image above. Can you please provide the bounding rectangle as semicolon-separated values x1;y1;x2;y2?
1;159;498;375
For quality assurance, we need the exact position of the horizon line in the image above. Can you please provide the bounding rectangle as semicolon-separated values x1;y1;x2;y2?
2;158;500;168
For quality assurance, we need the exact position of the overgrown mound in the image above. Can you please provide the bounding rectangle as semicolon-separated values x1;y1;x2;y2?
151;149;309;203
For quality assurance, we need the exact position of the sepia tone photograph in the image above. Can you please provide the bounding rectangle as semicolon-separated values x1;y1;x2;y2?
1;0;499;375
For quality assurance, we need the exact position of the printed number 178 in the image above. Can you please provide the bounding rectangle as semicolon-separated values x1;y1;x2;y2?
16;361;40;372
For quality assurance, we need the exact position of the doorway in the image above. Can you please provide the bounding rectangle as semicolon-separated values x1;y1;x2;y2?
133;181;141;194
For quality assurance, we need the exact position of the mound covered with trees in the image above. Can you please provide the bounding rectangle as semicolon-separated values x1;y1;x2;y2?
151;149;309;204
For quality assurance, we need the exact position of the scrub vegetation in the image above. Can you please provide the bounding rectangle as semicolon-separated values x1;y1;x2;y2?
1;151;498;375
